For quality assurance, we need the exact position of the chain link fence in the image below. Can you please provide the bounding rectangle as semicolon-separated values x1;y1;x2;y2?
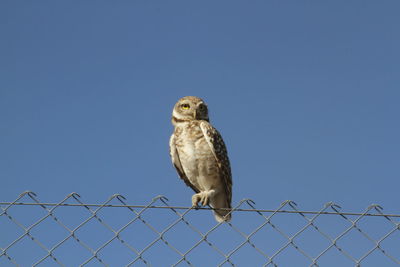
1;191;399;266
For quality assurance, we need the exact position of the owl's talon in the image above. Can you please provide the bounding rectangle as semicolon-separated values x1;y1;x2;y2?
201;194;209;206
192;193;201;207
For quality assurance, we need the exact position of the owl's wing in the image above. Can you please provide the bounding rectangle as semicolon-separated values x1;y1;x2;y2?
200;121;232;206
169;134;200;193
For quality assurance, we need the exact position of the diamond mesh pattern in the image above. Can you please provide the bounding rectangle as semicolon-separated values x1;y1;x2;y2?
1;192;399;266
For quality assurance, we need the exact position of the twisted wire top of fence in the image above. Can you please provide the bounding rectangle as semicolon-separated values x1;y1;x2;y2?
1;191;399;267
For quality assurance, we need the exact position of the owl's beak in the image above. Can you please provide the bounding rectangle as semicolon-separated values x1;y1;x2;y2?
193;110;197;119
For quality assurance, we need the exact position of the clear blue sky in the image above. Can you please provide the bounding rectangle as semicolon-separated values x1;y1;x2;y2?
1;1;399;266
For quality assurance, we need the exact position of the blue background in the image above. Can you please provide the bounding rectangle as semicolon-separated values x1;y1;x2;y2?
1;1;399;266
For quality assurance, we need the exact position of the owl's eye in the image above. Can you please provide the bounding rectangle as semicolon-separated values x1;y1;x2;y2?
181;104;190;110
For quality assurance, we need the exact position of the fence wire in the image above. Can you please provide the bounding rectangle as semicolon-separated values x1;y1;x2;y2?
1;192;399;267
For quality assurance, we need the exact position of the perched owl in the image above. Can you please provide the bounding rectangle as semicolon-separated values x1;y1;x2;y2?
169;96;232;222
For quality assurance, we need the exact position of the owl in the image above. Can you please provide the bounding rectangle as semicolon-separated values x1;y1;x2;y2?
169;96;232;222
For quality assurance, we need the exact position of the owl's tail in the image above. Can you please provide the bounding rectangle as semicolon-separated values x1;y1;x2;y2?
211;194;232;223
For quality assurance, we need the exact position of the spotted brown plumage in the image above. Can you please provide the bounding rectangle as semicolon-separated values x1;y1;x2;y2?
199;121;232;208
169;96;233;222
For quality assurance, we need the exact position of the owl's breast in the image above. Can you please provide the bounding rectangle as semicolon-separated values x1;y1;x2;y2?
174;123;219;191
175;123;209;164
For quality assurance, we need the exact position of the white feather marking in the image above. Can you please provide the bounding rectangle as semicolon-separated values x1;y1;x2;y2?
172;109;188;120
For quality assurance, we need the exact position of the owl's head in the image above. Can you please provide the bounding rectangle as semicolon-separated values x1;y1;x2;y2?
172;96;209;124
